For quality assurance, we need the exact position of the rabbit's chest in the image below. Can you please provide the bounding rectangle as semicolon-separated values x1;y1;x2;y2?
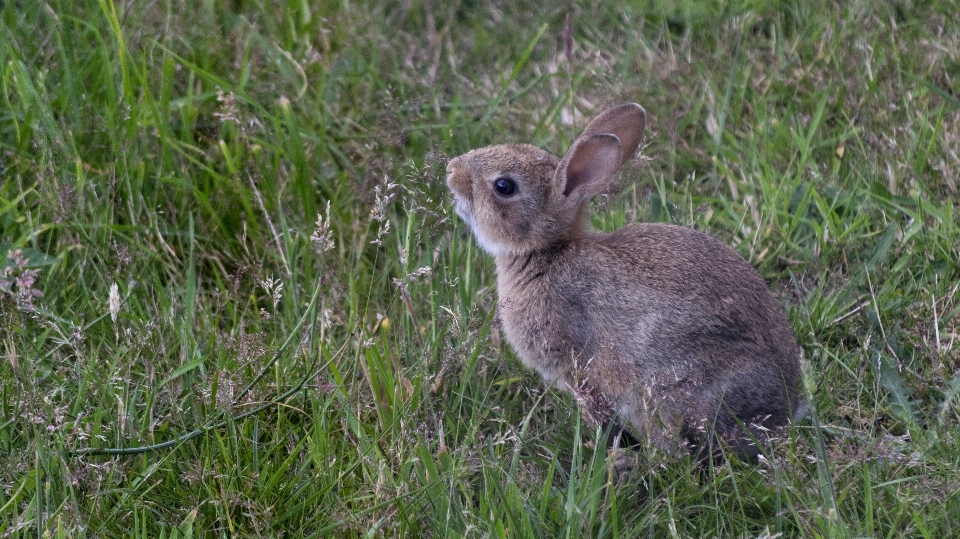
495;285;585;381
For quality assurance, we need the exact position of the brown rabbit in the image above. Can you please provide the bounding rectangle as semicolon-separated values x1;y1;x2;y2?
446;103;806;461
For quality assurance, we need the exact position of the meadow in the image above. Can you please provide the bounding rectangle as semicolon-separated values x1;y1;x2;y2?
2;0;959;536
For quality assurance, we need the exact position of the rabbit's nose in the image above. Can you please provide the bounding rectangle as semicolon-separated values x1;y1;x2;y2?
446;157;471;196
446;156;463;174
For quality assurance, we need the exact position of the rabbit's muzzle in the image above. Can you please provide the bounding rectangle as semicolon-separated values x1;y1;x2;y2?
446;157;475;226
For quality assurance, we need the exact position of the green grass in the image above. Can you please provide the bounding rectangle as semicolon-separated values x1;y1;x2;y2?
2;0;959;536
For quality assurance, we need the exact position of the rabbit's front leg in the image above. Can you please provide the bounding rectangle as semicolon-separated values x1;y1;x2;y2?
566;377;644;481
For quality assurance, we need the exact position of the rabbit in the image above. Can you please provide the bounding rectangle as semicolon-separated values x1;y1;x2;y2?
445;103;807;461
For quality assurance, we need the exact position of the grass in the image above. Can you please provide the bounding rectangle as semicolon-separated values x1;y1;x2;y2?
1;0;959;536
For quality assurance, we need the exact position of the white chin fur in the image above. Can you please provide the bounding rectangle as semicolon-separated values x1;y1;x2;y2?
454;199;508;257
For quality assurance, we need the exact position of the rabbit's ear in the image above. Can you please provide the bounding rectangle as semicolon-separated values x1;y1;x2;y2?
556;103;645;198
577;103;646;167
557;134;623;197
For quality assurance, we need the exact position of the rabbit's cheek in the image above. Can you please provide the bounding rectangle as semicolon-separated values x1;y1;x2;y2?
452;199;506;256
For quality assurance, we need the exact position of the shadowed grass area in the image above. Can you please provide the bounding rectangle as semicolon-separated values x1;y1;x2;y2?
2;0;959;536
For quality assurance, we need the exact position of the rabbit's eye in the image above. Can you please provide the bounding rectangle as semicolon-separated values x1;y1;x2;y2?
493;177;517;196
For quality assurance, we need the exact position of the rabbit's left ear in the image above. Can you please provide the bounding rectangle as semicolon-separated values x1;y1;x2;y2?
555;103;646;198
556;134;623;197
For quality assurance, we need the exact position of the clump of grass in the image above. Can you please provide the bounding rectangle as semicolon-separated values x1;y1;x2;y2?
2;0;959;536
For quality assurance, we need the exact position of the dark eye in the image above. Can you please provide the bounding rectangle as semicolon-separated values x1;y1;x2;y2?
493;177;517;196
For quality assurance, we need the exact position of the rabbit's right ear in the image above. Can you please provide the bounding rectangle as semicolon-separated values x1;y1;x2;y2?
555;103;646;199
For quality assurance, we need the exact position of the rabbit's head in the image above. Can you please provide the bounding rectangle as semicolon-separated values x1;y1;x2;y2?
446;103;646;257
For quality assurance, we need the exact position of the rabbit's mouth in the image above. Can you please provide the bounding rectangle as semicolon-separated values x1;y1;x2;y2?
451;195;476;230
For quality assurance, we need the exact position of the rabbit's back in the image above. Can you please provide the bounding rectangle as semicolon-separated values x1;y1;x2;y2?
600;223;798;355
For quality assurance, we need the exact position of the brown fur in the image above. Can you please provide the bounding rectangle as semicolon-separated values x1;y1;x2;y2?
446;103;805;460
